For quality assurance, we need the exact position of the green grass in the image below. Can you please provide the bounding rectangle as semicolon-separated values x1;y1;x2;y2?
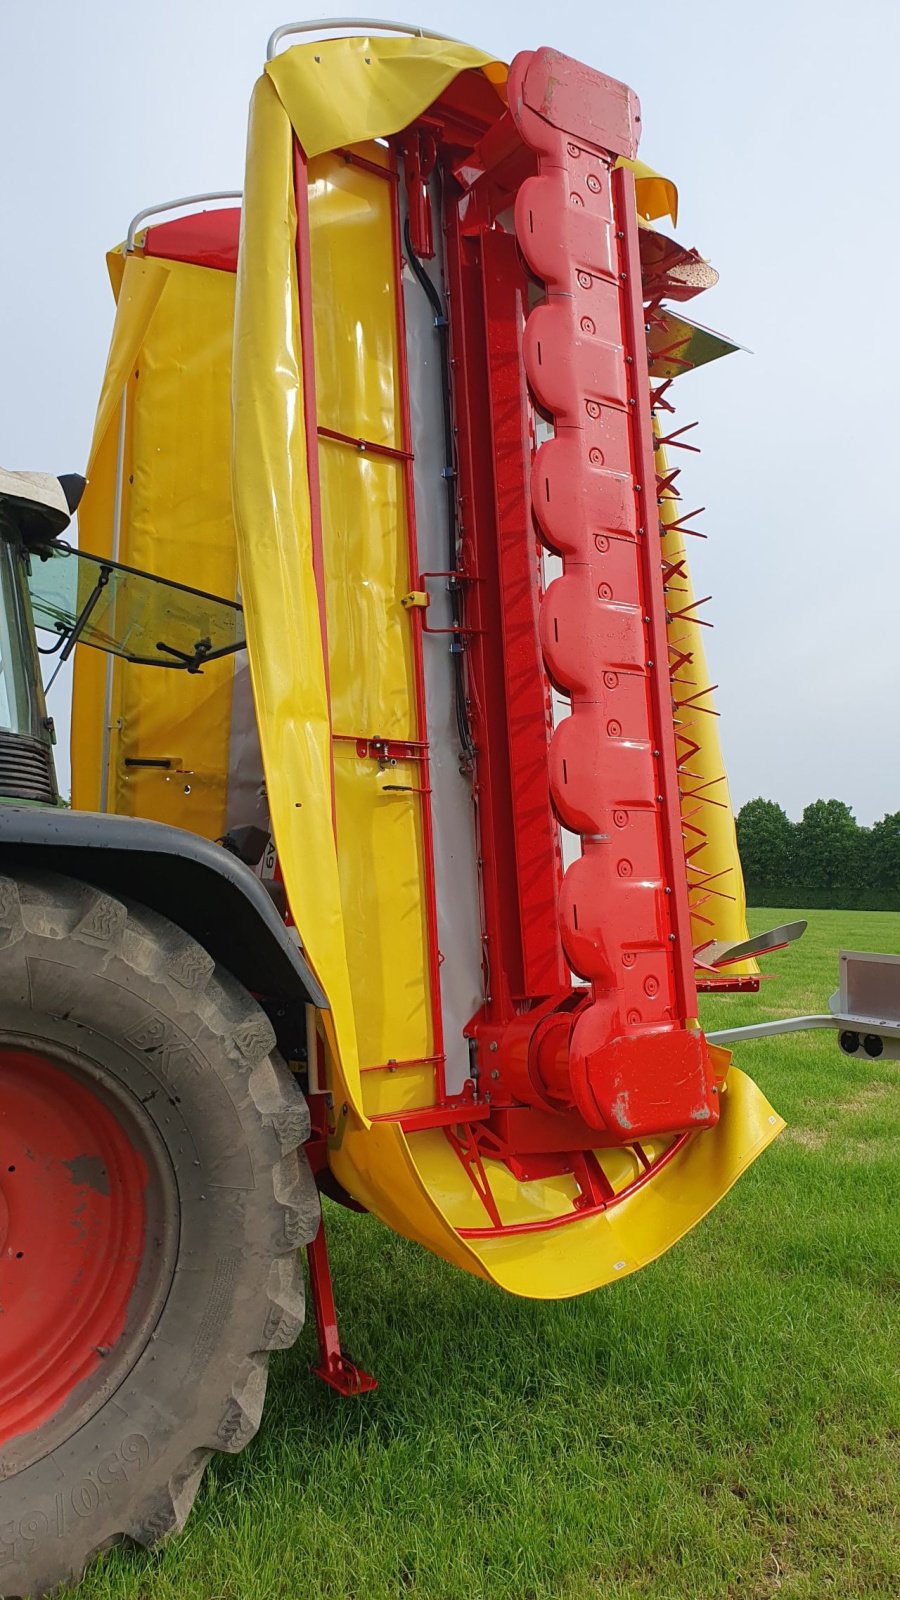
74;910;900;1600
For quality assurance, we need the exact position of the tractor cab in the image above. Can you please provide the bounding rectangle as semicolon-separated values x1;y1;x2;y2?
0;469;85;803
0;465;245;809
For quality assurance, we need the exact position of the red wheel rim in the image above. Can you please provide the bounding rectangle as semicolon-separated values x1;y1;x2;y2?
0;1048;170;1452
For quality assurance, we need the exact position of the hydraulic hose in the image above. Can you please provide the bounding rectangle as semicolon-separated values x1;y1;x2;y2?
403;217;475;764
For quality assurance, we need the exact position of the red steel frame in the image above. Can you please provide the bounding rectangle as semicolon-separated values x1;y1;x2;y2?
435;51;718;1142
142;54;740;1375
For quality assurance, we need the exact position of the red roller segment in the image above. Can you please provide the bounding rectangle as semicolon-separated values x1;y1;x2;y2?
446;49;719;1140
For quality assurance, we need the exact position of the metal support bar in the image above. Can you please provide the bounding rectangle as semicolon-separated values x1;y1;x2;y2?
45;566;112;690
305;1217;377;1396
706;1015;838;1045
126;192;243;253
267;17;465;60
709;1011;900;1046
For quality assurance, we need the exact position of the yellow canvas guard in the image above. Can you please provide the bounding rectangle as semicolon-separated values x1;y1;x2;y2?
70;32;781;1300
228;34;782;1295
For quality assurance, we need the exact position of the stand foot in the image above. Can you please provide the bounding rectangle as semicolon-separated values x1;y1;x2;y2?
305;1215;377;1396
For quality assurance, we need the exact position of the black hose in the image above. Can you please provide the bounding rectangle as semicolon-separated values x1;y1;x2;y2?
404;217;475;764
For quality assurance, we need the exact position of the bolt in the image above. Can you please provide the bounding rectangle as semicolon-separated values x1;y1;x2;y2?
489;1040;498;1052
490;1068;500;1080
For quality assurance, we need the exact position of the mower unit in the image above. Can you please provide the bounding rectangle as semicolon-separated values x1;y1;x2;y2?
0;20;829;1598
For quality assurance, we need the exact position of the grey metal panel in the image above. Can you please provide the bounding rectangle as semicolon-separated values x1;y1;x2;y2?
838;949;900;1027
225;653;270;837
400;180;483;1094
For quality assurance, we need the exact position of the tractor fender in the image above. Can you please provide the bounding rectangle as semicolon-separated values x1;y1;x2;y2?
0;805;327;1009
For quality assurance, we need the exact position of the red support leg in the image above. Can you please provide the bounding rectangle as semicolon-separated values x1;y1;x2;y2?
305;1216;377;1397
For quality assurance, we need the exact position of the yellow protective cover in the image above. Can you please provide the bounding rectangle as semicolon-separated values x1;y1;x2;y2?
230;36;783;1297
72;250;239;836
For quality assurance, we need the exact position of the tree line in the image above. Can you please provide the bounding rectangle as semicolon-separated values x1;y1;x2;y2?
736;799;900;910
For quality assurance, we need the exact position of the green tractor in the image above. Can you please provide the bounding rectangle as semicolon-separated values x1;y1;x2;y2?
0;469;324;1597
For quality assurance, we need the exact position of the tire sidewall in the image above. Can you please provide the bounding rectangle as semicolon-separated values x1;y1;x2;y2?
0;874;314;1595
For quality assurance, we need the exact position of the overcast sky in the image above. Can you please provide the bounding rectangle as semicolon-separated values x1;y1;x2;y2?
2;0;897;822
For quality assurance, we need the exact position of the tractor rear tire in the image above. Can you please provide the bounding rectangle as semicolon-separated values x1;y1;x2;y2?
0;869;320;1598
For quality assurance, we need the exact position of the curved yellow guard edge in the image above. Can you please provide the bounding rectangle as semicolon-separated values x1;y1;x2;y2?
232;38;782;1297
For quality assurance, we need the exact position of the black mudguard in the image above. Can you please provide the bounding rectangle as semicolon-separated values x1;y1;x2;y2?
0;805;327;1008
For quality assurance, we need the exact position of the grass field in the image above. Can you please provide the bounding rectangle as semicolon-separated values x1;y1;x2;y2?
72;909;900;1600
